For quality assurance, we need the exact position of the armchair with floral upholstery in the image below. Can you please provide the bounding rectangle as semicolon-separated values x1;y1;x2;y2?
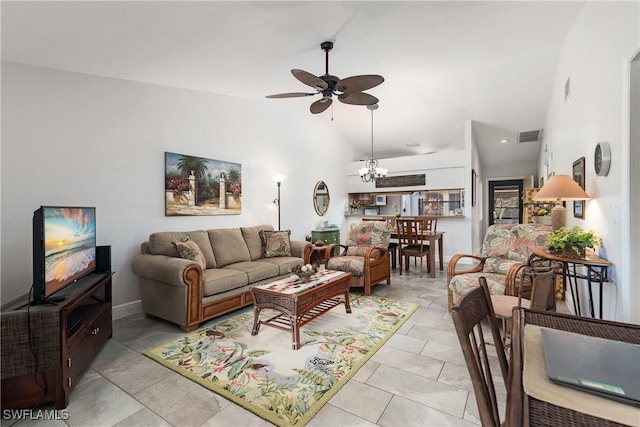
447;223;552;309
325;221;391;295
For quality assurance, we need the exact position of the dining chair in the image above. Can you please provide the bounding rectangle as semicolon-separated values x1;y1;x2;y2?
417;216;437;233
490;261;562;345
413;216;437;267
396;218;430;277
450;277;509;427
383;216;399;269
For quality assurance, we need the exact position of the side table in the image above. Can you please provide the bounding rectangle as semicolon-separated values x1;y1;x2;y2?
531;247;611;319
310;245;327;267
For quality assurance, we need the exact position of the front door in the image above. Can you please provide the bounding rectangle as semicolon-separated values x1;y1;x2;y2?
488;180;523;225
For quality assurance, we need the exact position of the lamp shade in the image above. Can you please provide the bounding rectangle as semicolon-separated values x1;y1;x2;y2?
273;174;287;183
533;175;591;202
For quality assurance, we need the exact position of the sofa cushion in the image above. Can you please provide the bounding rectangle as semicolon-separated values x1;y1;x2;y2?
208;228;251;267
260;230;292;258
241;224;275;261
483;257;522;275
172;239;207;269
202;268;249;297
346;221;391;249
149;230;216;268
259;256;304;275
346;246;381;259
326;256;365;277
222;261;279;283
482;223;550;262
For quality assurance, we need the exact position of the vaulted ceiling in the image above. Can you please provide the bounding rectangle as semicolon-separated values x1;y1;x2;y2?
1;1;585;168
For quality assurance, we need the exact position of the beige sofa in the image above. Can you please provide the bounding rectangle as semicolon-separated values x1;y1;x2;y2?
131;224;312;331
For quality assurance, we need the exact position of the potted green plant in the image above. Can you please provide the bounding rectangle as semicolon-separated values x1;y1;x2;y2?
547;226;602;258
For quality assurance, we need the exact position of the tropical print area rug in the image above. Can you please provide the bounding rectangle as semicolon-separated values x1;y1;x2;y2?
144;295;418;427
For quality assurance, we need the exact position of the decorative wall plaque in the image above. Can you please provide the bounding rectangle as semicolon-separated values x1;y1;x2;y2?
375;174;426;188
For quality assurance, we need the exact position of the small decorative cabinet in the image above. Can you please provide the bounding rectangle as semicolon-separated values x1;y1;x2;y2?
311;229;340;245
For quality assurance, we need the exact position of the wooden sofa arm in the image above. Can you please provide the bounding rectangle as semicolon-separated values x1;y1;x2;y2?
324;244;347;264
363;247;389;267
447;254;485;309
132;253;203;331
447;254;485;282
505;263;531;298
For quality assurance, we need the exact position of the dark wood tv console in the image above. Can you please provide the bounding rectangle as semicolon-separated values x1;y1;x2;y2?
1;272;112;409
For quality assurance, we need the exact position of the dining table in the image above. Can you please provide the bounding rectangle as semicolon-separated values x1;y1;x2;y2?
506;307;640;426
389;230;444;278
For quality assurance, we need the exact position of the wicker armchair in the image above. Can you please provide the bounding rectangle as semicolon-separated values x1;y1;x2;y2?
325;221;391;295
447;223;551;309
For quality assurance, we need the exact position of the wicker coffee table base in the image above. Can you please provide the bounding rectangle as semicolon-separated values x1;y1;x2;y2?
250;272;352;350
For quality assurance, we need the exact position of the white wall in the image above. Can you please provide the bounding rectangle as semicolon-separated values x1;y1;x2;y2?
538;1;639;321
1;62;359;307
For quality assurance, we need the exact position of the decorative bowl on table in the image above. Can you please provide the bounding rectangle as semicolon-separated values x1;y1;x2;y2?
290;264;316;281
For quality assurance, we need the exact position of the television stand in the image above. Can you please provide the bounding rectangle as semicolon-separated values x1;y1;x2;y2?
1;273;113;410
27;293;68;306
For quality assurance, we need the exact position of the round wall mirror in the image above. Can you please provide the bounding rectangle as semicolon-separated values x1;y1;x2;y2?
313;181;330;216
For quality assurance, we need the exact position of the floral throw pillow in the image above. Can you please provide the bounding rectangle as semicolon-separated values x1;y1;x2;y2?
172;238;207;269
260;230;292;258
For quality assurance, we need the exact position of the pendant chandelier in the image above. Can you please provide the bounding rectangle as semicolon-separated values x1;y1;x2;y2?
359;104;387;183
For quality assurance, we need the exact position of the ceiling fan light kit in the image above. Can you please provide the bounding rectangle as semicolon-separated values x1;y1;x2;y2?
266;41;384;114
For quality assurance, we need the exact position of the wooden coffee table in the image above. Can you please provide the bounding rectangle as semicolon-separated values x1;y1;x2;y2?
250;270;352;349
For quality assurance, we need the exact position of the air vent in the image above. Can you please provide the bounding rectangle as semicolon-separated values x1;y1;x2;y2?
518;129;542;143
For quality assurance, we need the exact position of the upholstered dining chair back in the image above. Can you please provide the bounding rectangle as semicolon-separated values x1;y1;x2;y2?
490;261;561;345
450;278;509;427
522;261;563;311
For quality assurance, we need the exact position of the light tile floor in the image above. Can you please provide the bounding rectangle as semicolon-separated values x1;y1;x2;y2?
2;267;569;427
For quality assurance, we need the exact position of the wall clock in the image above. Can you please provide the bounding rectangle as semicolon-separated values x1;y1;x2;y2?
594;142;611;176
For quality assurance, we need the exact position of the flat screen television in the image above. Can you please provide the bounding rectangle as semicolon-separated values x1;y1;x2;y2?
32;206;97;303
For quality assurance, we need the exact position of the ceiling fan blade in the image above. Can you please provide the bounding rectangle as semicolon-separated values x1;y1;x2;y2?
336;75;384;93
338;92;379;106
292;69;328;90
310;98;332;114
265;92;317;99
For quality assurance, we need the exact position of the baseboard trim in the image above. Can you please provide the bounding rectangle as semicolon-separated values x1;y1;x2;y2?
112;299;143;320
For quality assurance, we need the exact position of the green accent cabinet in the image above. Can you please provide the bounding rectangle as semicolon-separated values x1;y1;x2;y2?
311;229;340;245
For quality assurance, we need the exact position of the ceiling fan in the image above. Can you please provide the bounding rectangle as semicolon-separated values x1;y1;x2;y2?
266;41;384;114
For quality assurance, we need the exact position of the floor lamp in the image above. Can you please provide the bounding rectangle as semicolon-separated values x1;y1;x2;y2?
272;174;287;230
533;175;591;230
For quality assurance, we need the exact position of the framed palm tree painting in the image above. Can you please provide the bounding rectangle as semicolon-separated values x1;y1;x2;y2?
165;151;242;216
